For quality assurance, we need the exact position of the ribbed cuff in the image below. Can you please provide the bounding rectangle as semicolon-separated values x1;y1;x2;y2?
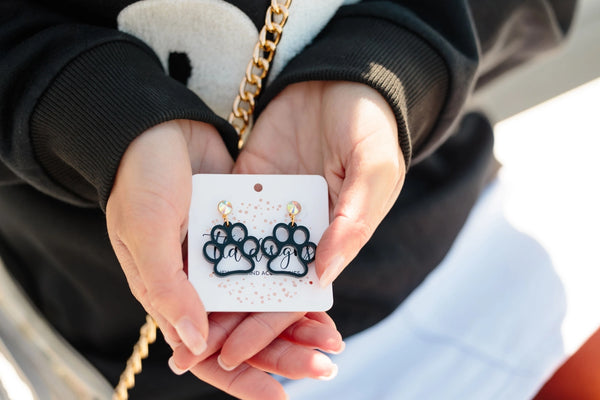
258;11;449;167
31;41;238;210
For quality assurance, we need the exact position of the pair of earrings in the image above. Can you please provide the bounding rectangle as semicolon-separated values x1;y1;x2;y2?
202;200;317;278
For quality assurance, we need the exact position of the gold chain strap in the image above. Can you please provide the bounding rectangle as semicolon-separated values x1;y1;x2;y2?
228;0;292;149
113;315;157;400
113;2;291;398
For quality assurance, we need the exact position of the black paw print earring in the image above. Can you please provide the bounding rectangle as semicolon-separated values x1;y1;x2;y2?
203;200;259;277
261;201;317;277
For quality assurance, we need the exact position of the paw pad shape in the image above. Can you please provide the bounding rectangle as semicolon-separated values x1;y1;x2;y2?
203;223;259;276
261;223;317;277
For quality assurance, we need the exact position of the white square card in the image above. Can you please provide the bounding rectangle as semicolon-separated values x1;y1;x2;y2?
188;174;333;312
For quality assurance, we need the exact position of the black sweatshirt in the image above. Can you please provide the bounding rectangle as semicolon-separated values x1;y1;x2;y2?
0;1;576;398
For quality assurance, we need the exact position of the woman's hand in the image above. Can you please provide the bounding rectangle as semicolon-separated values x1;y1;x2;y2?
106;119;344;400
173;312;344;400
235;81;405;287
106;119;233;356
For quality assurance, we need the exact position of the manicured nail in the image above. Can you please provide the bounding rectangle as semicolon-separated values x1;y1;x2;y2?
312;352;338;381
168;356;188;375
175;317;207;356
329;341;346;355
217;354;238;371
319;256;344;288
317;364;338;381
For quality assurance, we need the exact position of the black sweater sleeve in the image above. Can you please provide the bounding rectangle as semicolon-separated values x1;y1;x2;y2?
258;0;577;167
0;0;238;209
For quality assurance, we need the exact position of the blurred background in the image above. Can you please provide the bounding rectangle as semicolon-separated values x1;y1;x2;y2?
474;0;600;356
475;0;600;396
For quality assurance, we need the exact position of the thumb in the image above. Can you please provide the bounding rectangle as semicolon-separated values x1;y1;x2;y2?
316;135;404;287
127;201;209;355
107;121;210;355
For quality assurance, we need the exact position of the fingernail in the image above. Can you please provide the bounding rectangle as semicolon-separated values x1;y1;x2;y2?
319;256;344;288
313;352;338;380
329;341;346;355
317;364;338;381
168;356;188;375
217;354;238;371
175;317;207;356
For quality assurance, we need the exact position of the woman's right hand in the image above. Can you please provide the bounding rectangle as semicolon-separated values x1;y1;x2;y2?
107;119;233;356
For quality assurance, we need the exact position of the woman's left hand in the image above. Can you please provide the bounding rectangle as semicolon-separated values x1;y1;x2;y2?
234;81;405;287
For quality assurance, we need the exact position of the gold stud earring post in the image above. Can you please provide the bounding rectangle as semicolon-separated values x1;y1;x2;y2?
218;200;233;226
287;201;301;227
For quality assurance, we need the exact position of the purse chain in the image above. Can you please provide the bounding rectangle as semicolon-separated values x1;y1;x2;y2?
113;1;291;398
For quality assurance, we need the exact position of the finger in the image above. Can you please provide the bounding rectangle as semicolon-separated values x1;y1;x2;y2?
217;312;305;371
317;133;405;287
305;311;337;327
172;316;343;375
280;316;344;354
248;338;338;381
170;312;248;375
170;312;343;375
191;355;288;400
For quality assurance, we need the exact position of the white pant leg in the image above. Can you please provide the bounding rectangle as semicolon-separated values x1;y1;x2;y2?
283;77;600;400
282;181;568;400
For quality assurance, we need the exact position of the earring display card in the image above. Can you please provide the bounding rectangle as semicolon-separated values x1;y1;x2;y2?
188;174;333;312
